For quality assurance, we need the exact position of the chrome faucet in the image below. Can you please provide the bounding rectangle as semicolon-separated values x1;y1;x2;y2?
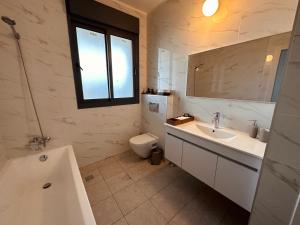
29;136;51;151
212;112;221;129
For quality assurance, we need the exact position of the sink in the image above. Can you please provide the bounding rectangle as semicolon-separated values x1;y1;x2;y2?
195;124;237;140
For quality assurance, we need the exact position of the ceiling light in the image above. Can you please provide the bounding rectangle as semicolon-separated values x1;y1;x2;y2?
265;55;274;62
202;0;219;17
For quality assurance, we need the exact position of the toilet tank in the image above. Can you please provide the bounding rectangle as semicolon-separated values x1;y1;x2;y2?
141;94;174;149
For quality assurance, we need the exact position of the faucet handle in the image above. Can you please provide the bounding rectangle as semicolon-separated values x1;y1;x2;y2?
28;136;51;150
42;136;51;147
213;112;221;117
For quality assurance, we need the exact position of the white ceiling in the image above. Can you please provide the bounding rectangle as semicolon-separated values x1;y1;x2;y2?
117;0;166;13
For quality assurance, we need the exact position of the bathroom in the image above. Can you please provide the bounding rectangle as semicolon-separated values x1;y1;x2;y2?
0;0;300;224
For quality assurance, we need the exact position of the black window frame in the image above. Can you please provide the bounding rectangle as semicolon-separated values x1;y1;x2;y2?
66;12;139;109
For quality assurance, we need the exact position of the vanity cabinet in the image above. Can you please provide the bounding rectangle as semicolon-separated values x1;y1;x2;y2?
214;157;259;211
182;142;217;188
165;134;183;167
164;131;261;212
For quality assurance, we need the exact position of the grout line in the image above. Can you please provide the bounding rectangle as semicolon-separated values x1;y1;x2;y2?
124;214;130;225
165;192;200;224
112;193;126;216
90;194;114;208
120;195;149;216
99;165;131;222
85;154;182;222
112;164;172;218
85;154;247;225
112;217;128;225
149;198;172;223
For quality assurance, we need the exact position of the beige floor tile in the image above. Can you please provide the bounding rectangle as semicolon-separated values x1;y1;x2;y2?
136;165;179;198
106;172;134;193
92;197;123;225
81;169;104;186
114;151;133;160
150;176;202;221
86;180;112;205
169;190;230;225
114;183;147;215
83;155;248;225
80;161;101;174
117;151;144;170
127;160;166;181
112;217;128;225
125;201;167;225
98;156;118;167
99;161;124;180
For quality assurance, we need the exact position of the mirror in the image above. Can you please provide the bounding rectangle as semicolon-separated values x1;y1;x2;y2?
186;32;291;102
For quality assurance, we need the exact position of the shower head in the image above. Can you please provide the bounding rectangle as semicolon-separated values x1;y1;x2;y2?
1;16;20;40
1;16;16;26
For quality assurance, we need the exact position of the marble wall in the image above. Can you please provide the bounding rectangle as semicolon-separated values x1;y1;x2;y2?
0;0;147;167
148;0;298;133
142;94;173;148
250;3;300;224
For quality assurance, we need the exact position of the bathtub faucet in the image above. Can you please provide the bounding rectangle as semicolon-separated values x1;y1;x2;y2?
29;136;51;151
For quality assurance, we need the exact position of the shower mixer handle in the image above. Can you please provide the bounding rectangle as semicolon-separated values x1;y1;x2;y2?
29;136;51;151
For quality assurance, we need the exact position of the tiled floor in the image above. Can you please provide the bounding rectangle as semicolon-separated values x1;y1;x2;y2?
80;151;249;225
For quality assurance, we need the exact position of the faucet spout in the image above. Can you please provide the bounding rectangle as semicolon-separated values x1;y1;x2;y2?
212;112;221;129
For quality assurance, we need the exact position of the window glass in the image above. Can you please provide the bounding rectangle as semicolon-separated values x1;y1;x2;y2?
76;27;109;100
110;35;134;98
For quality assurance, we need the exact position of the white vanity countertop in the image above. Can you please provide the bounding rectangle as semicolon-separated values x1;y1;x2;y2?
165;121;266;159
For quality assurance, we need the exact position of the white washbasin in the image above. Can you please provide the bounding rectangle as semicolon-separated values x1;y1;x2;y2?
195;124;237;140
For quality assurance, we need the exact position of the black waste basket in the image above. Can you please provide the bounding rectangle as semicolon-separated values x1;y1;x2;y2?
151;148;163;165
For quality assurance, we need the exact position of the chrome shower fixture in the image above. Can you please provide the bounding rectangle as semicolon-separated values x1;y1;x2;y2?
1;16;20;39
2;15;50;149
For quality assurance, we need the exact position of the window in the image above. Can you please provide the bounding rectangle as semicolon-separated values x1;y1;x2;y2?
76;27;109;100
65;0;139;109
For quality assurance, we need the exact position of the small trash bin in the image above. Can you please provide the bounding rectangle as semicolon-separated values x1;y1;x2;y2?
151;148;163;165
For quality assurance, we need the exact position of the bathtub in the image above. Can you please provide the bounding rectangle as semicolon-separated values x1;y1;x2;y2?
0;145;96;225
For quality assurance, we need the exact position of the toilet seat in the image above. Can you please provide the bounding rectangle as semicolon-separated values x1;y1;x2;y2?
129;133;159;158
130;133;158;146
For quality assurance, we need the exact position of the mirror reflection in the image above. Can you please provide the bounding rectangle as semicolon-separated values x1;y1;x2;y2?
187;32;291;102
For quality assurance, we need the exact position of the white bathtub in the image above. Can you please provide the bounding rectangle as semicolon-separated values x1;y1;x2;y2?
0;145;96;225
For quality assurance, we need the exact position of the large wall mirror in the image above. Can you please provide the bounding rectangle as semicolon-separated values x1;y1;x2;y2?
186;32;291;102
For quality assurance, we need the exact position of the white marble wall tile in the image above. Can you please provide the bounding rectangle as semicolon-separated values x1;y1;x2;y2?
0;0;146;167
148;0;298;133
250;165;299;225
250;4;300;224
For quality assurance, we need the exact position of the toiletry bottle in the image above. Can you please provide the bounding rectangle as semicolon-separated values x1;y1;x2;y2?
258;128;270;143
248;120;258;138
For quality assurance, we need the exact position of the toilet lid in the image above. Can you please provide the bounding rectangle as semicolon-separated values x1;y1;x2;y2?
130;133;158;145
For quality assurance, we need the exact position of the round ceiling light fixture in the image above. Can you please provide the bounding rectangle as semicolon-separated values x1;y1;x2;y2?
202;0;219;17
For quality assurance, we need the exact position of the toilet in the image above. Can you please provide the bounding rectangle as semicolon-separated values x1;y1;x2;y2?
129;133;159;158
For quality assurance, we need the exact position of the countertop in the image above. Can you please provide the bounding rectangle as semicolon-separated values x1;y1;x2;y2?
165;121;266;159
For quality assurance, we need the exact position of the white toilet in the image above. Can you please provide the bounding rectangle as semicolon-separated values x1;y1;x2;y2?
129;133;159;158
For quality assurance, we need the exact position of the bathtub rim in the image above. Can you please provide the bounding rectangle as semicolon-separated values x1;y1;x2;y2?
0;145;97;225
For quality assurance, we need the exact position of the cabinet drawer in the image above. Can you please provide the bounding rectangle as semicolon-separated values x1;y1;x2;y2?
182;142;218;187
215;157;259;211
165;134;183;166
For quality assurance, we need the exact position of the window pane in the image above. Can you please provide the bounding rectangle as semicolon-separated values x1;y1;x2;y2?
76;27;109;100
110;35;134;98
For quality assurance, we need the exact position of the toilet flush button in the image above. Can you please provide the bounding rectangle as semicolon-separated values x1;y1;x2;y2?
149;102;159;113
